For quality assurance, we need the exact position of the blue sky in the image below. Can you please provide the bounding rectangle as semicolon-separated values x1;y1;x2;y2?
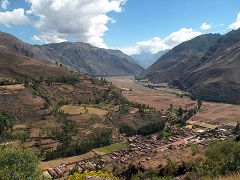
0;0;240;55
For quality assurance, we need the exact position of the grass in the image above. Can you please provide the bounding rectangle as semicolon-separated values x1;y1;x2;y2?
83;102;110;109
96;141;130;154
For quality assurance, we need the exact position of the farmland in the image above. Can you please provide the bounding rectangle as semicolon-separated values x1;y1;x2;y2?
106;76;196;111
96;141;130;154
106;76;240;127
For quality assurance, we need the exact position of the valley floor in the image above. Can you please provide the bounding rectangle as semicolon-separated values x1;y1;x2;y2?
106;76;239;127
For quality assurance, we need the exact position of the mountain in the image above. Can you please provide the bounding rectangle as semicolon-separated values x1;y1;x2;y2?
140;30;240;104
0;32;143;76
131;50;169;68
139;34;221;82
181;29;240;104
0;40;121;121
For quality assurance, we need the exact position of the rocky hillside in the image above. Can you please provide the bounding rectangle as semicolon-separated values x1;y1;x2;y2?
139;34;221;82
0;47;119;122
181;29;240;104
0;32;143;76
140;29;240;104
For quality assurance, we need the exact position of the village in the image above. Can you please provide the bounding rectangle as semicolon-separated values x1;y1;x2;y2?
42;122;235;179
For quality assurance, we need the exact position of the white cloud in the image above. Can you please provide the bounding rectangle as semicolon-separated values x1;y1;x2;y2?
0;0;9;10
119;46;140;55
229;12;240;30
164;28;202;47
32;34;67;43
118;28;202;55
200;22;211;30
0;8;30;27
27;0;127;47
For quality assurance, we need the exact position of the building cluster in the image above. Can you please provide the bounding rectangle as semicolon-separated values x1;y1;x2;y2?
42;125;235;179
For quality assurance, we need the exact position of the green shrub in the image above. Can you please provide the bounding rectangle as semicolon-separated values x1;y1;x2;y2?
0;148;40;179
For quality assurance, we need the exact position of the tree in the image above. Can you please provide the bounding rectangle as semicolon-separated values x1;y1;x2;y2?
177;107;184;117
119;104;129;114
0;112;13;141
163;158;178;176
234;121;240;135
197;99;202;110
0;148;40;179
198;140;240;177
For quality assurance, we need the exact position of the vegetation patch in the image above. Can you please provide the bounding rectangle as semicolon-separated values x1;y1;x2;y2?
119;120;165;136
60;105;87;115
0;148;40;179
45;129;113;160
96;141;130;154
83;102;110;109
67;171;118;180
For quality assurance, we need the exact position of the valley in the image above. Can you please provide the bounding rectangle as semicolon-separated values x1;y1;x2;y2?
106;76;196;111
0;28;240;180
36;76;239;179
107;76;239;127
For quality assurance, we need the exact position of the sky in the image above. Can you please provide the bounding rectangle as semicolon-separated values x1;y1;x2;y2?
0;0;240;55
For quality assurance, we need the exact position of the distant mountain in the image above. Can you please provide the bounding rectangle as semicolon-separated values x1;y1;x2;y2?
181;29;240;104
0;32;144;76
139;34;221;82
131;50;169;68
140;29;240;104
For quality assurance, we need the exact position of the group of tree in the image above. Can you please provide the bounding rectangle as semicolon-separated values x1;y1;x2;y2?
119;121;165;136
101;86;127;104
0;79;15;86
45;128;112;160
171;105;199;127
0;112;13;142
46;75;79;85
99;77;108;85
157;127;173;141
119;104;130;114
0;148;40;179
234;121;240;133
197;140;240;177
51;115;77;146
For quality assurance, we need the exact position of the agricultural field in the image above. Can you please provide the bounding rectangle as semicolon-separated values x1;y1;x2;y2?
190;102;240;127
106;76;197;111
106;76;240;127
96;141;130;154
60;105;108;116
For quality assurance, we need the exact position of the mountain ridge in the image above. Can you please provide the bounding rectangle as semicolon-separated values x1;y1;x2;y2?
139;29;240;104
0;31;144;76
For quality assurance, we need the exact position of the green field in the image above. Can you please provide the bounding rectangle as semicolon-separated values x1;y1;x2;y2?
82;102;109;109
96;141;130;154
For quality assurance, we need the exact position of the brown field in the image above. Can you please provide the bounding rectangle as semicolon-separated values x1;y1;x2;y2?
0;84;25;95
86;107;108;116
60;105;108;117
106;76;196;111
106;76;240;126
60;105;87;115
190;102;240;126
